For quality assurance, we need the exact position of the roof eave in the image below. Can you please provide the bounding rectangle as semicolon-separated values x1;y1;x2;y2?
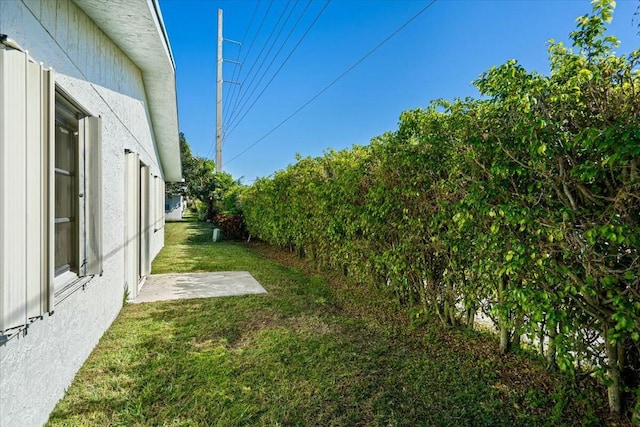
72;0;182;182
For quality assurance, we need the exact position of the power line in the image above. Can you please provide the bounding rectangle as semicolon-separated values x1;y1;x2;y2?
224;0;315;136
225;1;299;127
225;0;301;127
224;0;438;167
225;1;274;127
222;1;259;125
223;0;318;138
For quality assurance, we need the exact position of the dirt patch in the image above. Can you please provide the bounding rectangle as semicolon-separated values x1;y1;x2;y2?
285;315;333;336
228;311;286;350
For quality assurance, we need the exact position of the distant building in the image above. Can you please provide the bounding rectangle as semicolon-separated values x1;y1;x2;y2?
0;1;181;425
166;193;185;221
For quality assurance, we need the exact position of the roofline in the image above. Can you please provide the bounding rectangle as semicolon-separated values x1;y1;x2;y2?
151;0;175;70
72;0;182;182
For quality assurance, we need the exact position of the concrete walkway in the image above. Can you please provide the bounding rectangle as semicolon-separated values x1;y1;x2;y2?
131;271;267;303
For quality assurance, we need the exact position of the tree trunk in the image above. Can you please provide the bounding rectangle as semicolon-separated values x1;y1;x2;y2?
500;324;510;354
466;307;475;329
512;315;523;349
604;325;623;414
446;301;458;327
207;197;215;221
546;320;557;370
498;276;510;354
435;303;447;327
538;319;546;357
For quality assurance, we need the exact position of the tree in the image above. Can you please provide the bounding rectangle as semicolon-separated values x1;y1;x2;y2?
169;132;244;220
165;132;192;195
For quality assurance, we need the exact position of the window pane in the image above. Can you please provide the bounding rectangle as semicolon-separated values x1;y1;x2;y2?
54;221;74;272
54;93;80;278
55;173;75;220
55;126;75;173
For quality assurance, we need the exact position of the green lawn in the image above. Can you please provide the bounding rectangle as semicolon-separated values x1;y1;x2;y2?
47;220;612;426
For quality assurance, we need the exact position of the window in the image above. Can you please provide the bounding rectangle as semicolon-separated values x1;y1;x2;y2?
53;90;103;293
55;95;79;278
0;45;103;336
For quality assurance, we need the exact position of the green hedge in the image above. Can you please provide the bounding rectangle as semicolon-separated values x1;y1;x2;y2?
242;1;639;418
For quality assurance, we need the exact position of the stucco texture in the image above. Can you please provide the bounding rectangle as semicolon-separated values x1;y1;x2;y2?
0;1;169;425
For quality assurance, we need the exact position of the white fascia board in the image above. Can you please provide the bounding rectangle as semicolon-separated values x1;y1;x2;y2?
72;0;182;182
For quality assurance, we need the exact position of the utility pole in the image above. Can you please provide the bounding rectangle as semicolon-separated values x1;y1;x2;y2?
216;9;223;173
215;9;241;173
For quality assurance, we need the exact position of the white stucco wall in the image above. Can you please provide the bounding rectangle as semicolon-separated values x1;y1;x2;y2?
0;1;167;425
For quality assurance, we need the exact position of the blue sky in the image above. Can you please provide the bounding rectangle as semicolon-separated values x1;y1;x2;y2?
158;0;639;183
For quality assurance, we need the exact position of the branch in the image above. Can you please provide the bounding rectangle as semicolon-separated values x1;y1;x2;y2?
558;157;578;211
563;181;578;211
557;261;614;320
575;183;614;204
495;137;537;173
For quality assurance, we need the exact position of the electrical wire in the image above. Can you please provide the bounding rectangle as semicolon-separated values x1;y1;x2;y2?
224;0;314;137
224;1;274;127
208;2;261;159
222;1;259;125
224;1;300;128
225;2;300;128
224;0;438;167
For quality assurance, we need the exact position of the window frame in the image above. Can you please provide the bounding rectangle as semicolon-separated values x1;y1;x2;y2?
0;45;103;337
54;93;80;281
51;87;103;300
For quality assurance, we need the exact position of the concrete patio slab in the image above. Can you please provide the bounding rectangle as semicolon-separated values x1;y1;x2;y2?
131;271;267;303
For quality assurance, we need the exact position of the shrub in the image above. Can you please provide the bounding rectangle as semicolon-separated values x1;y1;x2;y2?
242;1;640;417
212;213;247;241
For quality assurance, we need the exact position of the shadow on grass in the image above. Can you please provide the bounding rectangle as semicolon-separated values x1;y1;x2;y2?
47;222;611;427
49;297;545;426
185;221;216;245
169;219;239;246
47;279;597;426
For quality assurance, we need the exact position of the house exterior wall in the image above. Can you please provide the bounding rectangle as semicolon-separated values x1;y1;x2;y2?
165;194;184;221
0;1;167;425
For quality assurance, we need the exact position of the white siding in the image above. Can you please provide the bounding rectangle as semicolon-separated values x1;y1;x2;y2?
0;1;172;425
0;48;28;332
0;48;53;333
17;0;147;101
124;152;140;299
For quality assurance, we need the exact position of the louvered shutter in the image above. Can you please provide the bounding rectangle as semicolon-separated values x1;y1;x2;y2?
139;165;151;277
0;47;54;334
124;152;140;298
78;116;102;277
154;176;165;231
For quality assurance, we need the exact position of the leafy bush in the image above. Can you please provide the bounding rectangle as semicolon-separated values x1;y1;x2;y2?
213;213;247;241
192;199;208;221
175;133;246;220
242;1;640;418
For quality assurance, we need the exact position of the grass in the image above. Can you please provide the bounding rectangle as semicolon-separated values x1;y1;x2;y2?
47;220;616;426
